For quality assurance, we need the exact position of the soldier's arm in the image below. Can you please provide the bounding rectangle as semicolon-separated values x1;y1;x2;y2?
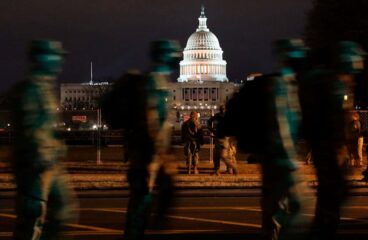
207;116;214;132
21;84;45;137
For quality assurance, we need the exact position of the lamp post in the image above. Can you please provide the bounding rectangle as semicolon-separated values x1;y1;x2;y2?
209;107;214;163
96;108;102;165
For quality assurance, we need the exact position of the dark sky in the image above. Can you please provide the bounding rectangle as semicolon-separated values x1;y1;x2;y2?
0;0;312;93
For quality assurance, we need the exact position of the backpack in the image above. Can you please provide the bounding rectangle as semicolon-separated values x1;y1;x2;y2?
101;71;148;130
220;74;277;153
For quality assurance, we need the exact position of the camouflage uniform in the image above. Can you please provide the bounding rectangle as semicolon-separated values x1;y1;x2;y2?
182;112;201;174
124;40;182;240
10;40;76;240
299;41;365;240
299;67;347;240
261;67;302;240
222;39;306;240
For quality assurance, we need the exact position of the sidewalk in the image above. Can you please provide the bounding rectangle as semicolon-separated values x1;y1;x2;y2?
1;159;368;191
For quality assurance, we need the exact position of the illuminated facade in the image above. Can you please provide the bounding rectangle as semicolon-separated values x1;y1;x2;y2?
60;82;111;110
178;6;228;82
169;6;239;126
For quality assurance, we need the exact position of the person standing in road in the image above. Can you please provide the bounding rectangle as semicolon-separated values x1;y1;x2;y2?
9;39;77;240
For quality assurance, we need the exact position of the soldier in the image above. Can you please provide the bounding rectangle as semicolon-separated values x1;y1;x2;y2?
260;39;306;240
299;41;365;240
222;39;307;240
182;111;202;174
10;40;77;240
208;106;237;175
121;40;182;240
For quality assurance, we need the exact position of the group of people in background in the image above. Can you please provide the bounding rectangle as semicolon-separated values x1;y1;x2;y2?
180;106;238;176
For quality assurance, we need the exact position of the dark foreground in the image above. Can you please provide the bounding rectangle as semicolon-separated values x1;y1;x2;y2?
2;190;368;239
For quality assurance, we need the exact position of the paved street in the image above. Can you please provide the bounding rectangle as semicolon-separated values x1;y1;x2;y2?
2;190;368;239
1;144;368;239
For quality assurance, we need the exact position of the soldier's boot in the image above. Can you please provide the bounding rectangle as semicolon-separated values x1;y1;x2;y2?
14;218;43;240
225;168;233;174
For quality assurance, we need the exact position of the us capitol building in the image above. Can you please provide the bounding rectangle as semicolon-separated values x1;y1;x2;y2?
59;6;240;129
168;6;239;126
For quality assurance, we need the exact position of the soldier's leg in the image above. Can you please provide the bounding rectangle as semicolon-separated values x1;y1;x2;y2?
153;167;175;226
347;142;355;167
124;168;150;240
223;155;237;174
358;137;364;167
13;171;52;240
184;142;192;174
14;193;47;240
221;149;234;173
213;140;222;174
363;145;368;181
261;170;285;240
42;168;78;240
221;138;237;174
352;142;360;167
261;159;302;240
311;148;348;240
192;143;199;174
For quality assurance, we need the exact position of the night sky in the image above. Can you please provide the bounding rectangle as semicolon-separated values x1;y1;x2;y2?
0;0;312;93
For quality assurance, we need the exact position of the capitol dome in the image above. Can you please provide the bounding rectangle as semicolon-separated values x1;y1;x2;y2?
186;31;221;50
178;6;228;82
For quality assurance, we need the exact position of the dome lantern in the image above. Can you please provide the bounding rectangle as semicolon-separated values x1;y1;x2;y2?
197;5;209;32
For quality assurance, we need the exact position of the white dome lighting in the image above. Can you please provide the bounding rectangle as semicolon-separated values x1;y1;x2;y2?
178;6;228;82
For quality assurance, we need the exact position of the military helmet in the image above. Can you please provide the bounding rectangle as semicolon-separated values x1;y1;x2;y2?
29;39;68;56
274;39;307;59
337;41;365;74
28;39;67;74
150;40;182;64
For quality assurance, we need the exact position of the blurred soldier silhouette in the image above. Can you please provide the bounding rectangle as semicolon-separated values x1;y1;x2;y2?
102;40;182;240
299;41;365;240
222;39;307;240
207;105;237;175
9;40;77;240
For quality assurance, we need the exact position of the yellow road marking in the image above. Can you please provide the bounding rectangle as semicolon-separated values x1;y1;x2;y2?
80;208;127;212
0;233;13;237
3;204;368;234
86;208;261;228
165;215;261;228
344;206;368;210
0;229;226;237
146;229;226;234
0;212;120;233
67;223;121;232
0;213;15;219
